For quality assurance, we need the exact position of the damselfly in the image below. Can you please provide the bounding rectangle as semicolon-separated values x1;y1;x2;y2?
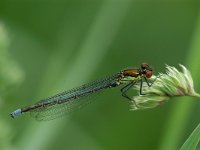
10;63;156;121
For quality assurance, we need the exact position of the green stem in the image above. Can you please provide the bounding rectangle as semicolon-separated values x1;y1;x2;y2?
158;11;200;150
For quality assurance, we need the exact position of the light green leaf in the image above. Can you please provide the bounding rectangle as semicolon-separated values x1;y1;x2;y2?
180;123;200;150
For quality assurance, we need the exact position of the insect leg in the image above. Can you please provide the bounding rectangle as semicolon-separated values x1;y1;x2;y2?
144;74;162;87
121;81;136;101
139;78;144;95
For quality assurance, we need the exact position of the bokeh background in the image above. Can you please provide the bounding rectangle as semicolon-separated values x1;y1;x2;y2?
1;0;200;150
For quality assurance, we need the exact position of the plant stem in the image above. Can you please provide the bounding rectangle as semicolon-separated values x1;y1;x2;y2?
158;11;200;150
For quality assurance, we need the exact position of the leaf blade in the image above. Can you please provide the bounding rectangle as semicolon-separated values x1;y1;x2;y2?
180;123;200;150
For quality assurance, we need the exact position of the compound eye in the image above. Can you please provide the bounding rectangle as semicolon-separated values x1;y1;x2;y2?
146;70;152;78
141;63;148;69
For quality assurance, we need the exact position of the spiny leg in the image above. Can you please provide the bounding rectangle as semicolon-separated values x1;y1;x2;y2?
120;81;139;108
139;78;144;95
121;81;136;101
140;75;162;95
144;74;162;87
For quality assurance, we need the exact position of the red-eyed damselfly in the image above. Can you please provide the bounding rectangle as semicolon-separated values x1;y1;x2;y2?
10;63;156;121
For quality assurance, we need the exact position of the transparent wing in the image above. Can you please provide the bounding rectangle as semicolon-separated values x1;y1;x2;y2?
28;74;119;121
30;91;101;121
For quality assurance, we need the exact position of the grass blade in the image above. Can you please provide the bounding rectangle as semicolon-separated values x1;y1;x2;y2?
180;123;200;150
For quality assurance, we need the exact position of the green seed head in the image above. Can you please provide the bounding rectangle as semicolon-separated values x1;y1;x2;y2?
130;65;200;110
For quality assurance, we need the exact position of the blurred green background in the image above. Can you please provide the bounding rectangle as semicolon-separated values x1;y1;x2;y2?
1;0;200;150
